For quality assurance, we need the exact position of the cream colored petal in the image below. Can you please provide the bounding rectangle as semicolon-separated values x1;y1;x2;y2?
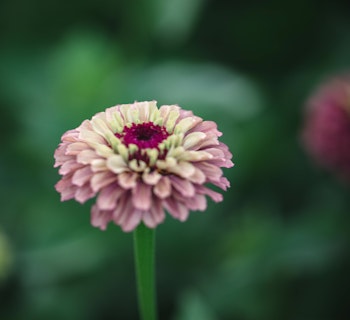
148;101;160;122
178;150;213;162
174;116;202;134
119;104;132;123
156;157;177;170
146;149;159;166
79;128;106;147
168;161;196;178
137;101;154;122
127;105;140;123
109;107;125;133
95;144;114;158
165;108;180;133
91;159;108;172
107;155;128;174
167;146;185;158
142;171;162;185
91;117;112;138
129;159;147;172
183;132;206;150
116;143;129;160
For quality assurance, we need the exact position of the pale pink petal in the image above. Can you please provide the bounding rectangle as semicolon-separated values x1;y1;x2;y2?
79;128;107;147
91;205;112;230
61;129;79;142
112;192;129;222
77;149;101;165
90;171;118;192
170;176;195;197
118;172;138;189
96;183;125;210
177;193;207;211
217;142;233;163
154;176;172;198
174;116;202;134
195;136;220;150
115;194;135;227
151;198;166;224
55;175;73;193
143;211;157;228
72;166;93;187
183;132;206;150
142;197;166;228
59;160;83;175
75;184;95;203
196;185;223;202
122;209;142;232
189;120;222;136
195;162;223;182
132;183;152;210
163;197;189;221
211;176;231;190
59;184;77;202
188;167;206;184
66;142;90;155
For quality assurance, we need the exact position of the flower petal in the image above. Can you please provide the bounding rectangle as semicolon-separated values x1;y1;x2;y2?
163;197;189;221
75;184;95;203
118;172;138;189
122;209;142;232
170;176;195;197
91;171;118;192
97;184;125;210
72;166;93;187
132;183;152;210
107;155;128;174
91;205;112;231
154;176;172;198
142;171;162;185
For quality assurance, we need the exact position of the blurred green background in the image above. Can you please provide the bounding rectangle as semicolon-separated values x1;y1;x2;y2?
1;0;350;319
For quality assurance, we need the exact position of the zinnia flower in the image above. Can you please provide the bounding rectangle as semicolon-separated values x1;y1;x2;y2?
54;101;233;231
302;75;350;182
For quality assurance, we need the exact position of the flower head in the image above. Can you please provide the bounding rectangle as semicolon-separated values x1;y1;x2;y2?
302;75;350;182
54;101;233;231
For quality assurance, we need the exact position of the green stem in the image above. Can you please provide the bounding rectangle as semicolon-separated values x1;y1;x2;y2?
133;223;157;320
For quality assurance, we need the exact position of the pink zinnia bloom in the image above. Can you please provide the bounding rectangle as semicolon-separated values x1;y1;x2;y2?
302;75;350;181
54;101;233;231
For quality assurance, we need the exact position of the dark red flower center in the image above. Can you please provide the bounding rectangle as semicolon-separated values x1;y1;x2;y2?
116;122;169;149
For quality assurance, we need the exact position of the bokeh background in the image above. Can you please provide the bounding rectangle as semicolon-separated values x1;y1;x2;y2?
1;0;350;319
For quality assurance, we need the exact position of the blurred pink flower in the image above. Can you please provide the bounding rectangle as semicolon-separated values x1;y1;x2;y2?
54;101;233;231
302;75;350;181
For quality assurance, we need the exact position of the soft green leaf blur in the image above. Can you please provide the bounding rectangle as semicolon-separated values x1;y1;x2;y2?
1;0;350;319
